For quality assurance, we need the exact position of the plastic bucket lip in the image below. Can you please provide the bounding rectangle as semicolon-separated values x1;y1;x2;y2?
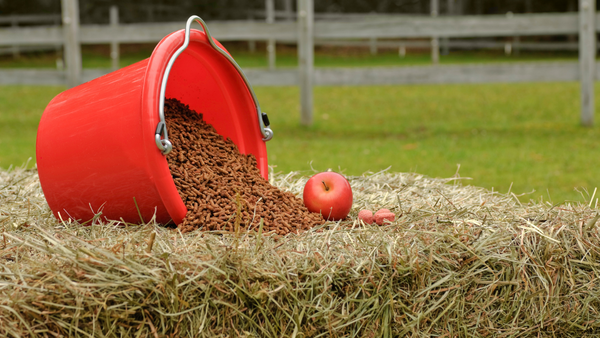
140;30;187;225
154;16;273;155
140;28;269;225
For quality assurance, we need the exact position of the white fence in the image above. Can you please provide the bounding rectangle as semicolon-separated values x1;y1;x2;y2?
0;0;597;126
0;14;61;56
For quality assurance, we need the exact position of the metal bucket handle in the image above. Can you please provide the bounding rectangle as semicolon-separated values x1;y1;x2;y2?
155;15;274;155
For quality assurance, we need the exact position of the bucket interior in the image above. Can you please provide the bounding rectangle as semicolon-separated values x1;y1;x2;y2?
141;29;269;225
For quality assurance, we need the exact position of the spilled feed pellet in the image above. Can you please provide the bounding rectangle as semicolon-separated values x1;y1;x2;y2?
164;98;325;235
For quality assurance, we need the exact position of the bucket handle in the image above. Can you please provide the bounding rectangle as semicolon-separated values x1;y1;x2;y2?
155;15;274;155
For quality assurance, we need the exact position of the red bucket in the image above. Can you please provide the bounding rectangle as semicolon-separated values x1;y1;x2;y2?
36;16;273;225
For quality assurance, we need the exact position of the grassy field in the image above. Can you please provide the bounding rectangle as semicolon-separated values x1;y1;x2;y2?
0;86;58;169
258;83;600;204
1;81;599;204
231;44;579;68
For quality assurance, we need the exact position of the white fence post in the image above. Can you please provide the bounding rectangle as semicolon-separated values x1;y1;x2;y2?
441;0;453;56
247;13;256;53
431;0;440;64
266;0;276;70
10;18;20;59
283;0;293;20
110;6;119;71
297;0;314;126
525;0;533;13
475;0;483;14
506;12;520;56
579;0;596;127
369;37;378;55
61;0;81;87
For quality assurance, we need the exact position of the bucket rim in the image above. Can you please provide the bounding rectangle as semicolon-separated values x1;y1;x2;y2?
141;30;189;225
155;16;273;157
140;28;269;225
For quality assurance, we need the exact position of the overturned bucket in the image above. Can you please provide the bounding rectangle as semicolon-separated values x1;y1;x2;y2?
36;16;273;225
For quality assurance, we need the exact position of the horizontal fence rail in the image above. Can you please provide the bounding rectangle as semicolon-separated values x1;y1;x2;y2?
0;14;60;25
1;61;596;87
313;39;585;51
1;13;598;46
314;13;583;38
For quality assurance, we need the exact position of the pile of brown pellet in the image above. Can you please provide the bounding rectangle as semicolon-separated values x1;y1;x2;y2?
165;98;325;235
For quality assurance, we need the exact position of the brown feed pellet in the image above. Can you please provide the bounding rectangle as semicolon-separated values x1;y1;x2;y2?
164;98;325;234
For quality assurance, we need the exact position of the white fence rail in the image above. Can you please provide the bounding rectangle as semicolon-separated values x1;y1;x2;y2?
0;14;60;25
0;12;590;45
0;0;597;125
1;61;595;87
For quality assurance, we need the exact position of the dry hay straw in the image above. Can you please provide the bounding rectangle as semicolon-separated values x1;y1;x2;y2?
1;165;600;337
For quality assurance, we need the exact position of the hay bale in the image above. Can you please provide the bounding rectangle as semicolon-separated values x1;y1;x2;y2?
1;167;600;337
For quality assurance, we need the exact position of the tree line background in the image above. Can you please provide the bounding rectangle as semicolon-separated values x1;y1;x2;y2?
0;0;585;25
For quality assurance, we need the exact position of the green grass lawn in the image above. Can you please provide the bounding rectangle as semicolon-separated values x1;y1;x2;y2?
1;82;599;204
260;82;599;205
230;46;579;68
0;86;60;169
0;43;579;69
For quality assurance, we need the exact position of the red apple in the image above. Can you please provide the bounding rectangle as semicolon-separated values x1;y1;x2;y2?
303;171;353;221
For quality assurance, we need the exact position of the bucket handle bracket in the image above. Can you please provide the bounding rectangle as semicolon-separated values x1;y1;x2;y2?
155;15;274;156
155;121;172;155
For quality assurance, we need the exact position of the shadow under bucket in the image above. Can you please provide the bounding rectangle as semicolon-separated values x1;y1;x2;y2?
36;16;273;225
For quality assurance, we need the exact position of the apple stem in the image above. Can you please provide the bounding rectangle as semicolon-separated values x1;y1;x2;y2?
322;181;330;191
